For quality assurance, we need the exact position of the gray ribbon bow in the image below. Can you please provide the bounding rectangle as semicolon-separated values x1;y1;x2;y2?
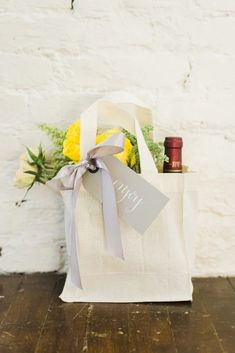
47;133;125;289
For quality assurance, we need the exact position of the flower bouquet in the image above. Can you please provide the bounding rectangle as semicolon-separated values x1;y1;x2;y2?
15;120;168;204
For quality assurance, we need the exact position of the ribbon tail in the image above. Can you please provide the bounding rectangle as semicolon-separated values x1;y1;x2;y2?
60;178;83;289
70;229;82;288
100;168;124;259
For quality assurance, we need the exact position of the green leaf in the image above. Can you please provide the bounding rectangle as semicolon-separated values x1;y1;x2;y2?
38;144;45;162
27;161;37;166
24;170;38;176
26;147;38;163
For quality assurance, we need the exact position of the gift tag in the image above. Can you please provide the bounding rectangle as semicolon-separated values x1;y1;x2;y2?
82;156;169;234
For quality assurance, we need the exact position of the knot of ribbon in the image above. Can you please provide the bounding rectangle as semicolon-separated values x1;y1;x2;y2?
47;133;125;289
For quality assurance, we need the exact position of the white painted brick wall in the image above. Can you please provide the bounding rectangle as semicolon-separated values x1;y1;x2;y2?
0;0;234;276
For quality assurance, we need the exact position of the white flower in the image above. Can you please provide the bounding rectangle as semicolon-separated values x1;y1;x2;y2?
14;151;37;188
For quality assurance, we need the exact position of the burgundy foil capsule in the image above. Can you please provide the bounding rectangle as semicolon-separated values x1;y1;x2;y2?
163;137;183;173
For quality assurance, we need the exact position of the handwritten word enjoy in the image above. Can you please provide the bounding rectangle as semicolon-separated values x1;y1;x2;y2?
113;179;143;213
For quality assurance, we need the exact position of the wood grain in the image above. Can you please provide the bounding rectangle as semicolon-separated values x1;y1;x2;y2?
193;278;235;353
0;275;234;353
0;274;24;325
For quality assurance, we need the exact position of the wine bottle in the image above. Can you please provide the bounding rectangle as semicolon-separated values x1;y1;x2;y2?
163;137;183;173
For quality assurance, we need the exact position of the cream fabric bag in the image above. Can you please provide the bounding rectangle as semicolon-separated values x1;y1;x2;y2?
60;93;197;303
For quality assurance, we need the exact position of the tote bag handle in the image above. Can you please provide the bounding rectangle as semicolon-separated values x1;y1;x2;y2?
80;98;158;177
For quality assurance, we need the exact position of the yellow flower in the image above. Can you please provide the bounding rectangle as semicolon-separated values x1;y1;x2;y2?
63;120;81;161
96;128;136;166
63;121;136;167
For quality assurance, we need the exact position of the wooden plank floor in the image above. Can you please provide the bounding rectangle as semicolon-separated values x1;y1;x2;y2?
0;275;235;353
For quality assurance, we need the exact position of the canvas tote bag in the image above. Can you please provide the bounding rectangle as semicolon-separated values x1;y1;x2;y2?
60;93;197;303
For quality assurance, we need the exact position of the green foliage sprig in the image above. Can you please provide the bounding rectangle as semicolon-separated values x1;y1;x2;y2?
16;125;71;206
38;123;71;171
16;144;56;206
38;124;67;155
71;0;75;10
25;145;57;184
123;125;168;173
